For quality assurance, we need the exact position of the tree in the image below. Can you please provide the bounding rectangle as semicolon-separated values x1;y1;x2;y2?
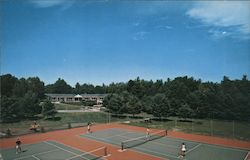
45;84;53;93
151;94;170;119
177;103;195;119
1;74;18;97
126;95;142;116
42;100;57;119
141;96;153;114
46;78;72;93
103;94;124;114
79;83;95;93
2;73;250;121
74;82;81;94
27;77;45;99
95;85;105;94
18;91;42;118
127;77;143;98
12;78;28;98
0;96;21;122
168;80;190;101
127;80;135;93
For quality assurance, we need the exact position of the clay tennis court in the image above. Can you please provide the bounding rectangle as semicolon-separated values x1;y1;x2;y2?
1;123;250;160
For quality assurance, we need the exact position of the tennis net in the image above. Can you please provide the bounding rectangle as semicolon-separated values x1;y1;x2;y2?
121;130;167;150
66;146;107;160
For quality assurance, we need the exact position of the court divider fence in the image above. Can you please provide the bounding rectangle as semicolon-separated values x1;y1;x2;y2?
1;112;249;141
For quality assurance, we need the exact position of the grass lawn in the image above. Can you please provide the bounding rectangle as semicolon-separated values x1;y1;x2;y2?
54;103;84;110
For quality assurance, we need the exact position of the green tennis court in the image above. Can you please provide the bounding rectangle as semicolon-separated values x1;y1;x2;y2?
0;140;107;160
81;128;249;160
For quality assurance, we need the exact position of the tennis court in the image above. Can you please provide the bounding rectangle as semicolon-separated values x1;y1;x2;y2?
81;128;249;160
0;140;107;160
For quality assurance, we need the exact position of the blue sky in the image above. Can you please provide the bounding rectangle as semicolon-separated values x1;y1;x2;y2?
1;0;250;86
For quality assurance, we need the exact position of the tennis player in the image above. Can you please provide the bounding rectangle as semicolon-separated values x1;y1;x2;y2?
180;142;187;157
16;138;22;154
87;122;91;133
146;127;150;139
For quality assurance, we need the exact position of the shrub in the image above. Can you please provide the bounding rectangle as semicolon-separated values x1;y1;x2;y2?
41;126;45;133
6;128;12;137
68;123;72;129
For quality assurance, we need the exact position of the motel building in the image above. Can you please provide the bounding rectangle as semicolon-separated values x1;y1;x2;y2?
45;93;107;105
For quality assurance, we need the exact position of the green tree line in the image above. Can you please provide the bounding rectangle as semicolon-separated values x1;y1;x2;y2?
1;74;56;122
1;74;250;122
103;76;250;121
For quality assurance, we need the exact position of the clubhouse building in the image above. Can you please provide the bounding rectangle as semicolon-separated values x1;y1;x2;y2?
45;93;107;105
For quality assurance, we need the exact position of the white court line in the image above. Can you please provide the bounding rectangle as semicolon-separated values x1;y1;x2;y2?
13;149;59;160
167;135;249;152
134;145;179;159
44;141;107;160
168;136;248;153
31;155;40;160
80;134;120;145
244;151;250;160
81;134;178;160
49;140;108;159
186;143;202;155
118;135;179;150
165;136;199;145
117;136;178;158
105;131;137;139
203;143;248;152
82;136;178;158
48;141;85;154
43;141;89;160
66;147;106;160
102;129;180;150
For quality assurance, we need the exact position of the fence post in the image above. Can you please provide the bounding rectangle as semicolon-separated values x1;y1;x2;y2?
233;120;235;138
191;119;194;132
210;120;213;136
107;111;111;124
106;112;108;123
175;118;177;128
109;112;111;123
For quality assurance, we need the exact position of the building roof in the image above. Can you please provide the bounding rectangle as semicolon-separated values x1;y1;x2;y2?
45;93;108;97
74;94;82;98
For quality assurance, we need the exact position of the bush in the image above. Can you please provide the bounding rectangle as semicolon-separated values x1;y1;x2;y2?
45;116;61;121
151;117;172;122
41;126;45;133
68;123;72;129
111;114;127;119
82;101;96;106
196;121;203;125
6;128;12;137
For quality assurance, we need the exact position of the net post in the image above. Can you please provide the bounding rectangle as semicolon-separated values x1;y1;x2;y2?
121;142;124;150
104;147;107;156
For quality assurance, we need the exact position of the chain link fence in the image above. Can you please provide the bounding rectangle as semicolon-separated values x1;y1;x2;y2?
1;112;249;141
128;117;250;141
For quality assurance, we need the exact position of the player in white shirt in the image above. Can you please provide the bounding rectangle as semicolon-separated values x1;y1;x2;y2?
87;122;91;133
180;142;187;157
146;127;150;139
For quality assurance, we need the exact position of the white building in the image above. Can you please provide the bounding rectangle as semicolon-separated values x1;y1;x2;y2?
45;93;107;105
